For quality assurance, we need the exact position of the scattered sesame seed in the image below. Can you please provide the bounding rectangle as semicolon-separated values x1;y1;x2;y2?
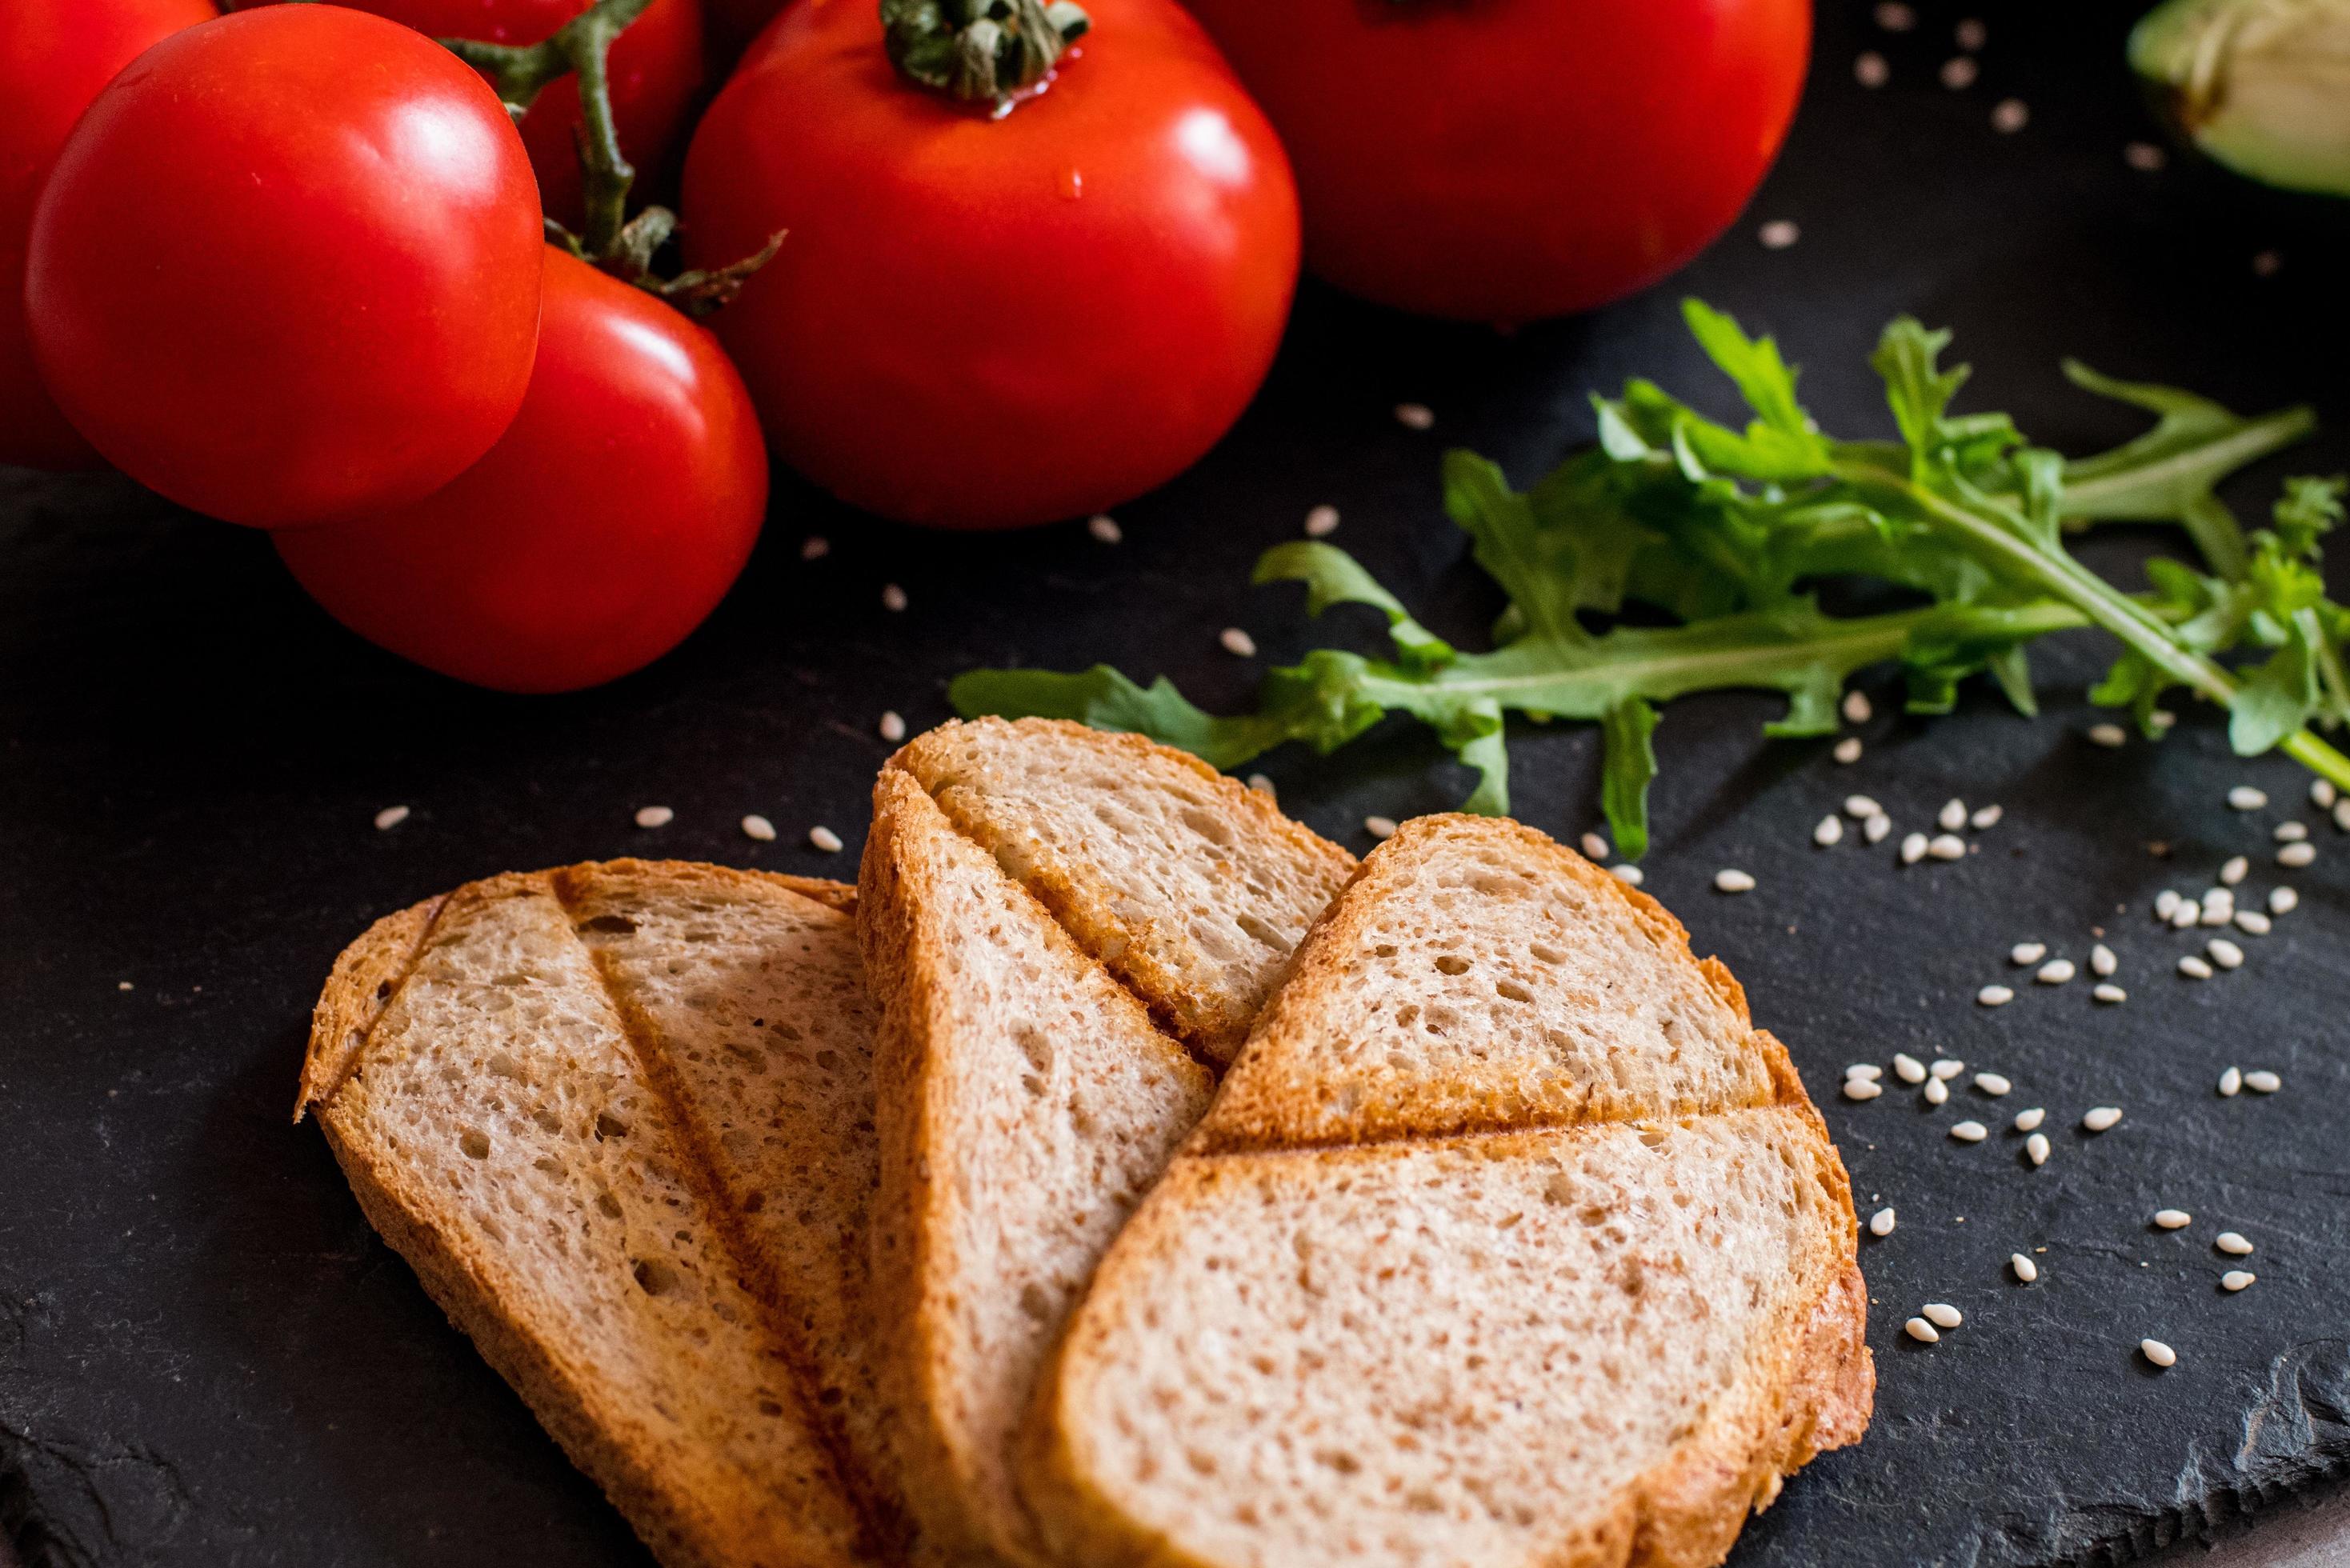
2014;1106;2045;1132
1247;774;1275;797
1940;54;1979;88
1303;504;1340;538
1393;402;1435;430
1924;1302;1964;1328
2027;1131;2052;1166
1939;798;1968;831
1905;1317;1940;1344
635;805;675;829
2010;942;2047;966
2155;1209;2192;1230
1924;1075;1951;1106
2083;1106;2123;1132
2278;841;2316;868
1364;815;1399;842
1844;794;1882;819
1864;813;1893;844
1952;1120;1988;1142
2244;1070;2281;1094
1894;1053;1928;1084
1855;50;1890;87
2088;722;2129;748
1087;513;1123;544
2220;855;2249;886
2093;983;2128;1004
879;710;907;743
117;981;134;992
1715;868;1757;894
2154;890;2182;921
1581;831;1610;859
1847;1063;1884;1082
2173;899;2204;930
1875;1;1915;30
1834;737;1864;764
2252;250;2281;278
1976;984;2013;1007
741;814;777;842
881;582;908;612
1928;834;1967;861
2199;898;2235;928
2223;1270;2256;1292
1842;690;1873;725
1989;98;2028;134
2037;959;2076;985
2012;1253;2039;1282
1931;1058;1965;1080
1844;1078;1885;1102
373;805;410;831
2178;954;2214;980
1901;832;1930;865
1219;626;1258;658
1971;803;2004;829
2216;1232;2254;1255
2275;821;2309;843
1870;1206;1897;1237
1814;814;1845;847
1955;17;1987;48
2091;943;2118;978
2219;1066;2243;1097
2316;779;2340;810
1611;863;1645;886
1975;1073;2012;1096
2150;710;2178;732
800;534;830;560
808;826;845;853
2141;1338;2177;1368
1759;219;1800;250
2206;937;2244;970
2337;798;2350;832
2270;886;2300;915
2124;141;2167;171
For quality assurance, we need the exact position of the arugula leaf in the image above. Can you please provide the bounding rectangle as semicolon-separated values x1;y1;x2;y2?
1600;698;1661;860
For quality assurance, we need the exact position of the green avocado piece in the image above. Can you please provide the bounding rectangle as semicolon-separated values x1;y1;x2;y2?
2131;0;2350;198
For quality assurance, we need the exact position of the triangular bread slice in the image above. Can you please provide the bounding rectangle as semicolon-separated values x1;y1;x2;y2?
1192;814;1801;1153
887;718;1357;1067
1023;1109;1872;1568
858;767;1216;1566
297;862;901;1568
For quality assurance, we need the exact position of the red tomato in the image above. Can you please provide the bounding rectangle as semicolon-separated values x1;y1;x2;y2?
276;248;767;694
0;0;217;471
701;0;784;67
680;0;1299;530
27;6;544;528
230;0;706;233
1180;0;1811;323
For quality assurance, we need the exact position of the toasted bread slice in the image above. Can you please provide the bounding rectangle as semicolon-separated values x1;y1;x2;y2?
1025;1110;1871;1568
887;718;1357;1067
298;862;898;1568
1192;814;1800;1153
859;768;1215;1566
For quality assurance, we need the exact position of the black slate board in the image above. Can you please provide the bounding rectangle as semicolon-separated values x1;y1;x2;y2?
6;2;2350;1564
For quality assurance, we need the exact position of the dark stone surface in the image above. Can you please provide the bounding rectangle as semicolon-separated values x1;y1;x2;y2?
4;2;2347;1565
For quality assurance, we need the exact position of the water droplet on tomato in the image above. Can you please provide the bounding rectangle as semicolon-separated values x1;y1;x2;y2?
1059;167;1083;199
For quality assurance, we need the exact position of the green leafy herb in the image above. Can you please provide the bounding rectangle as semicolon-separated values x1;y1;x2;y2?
952;302;2348;856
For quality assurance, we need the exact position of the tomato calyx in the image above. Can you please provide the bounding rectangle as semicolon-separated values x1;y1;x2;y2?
880;0;1091;114
443;0;779;317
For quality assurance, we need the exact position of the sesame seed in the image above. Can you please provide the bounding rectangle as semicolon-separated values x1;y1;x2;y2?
2088;722;2130;749
2206;937;2244;970
2125;141;2167;171
1844;794;1881;819
2253;250;2283;277
1864;813;1892;844
2270;886;2300;915
1870;1206;1897;1237
1924;1076;1950;1106
1924;1302;1964;1328
2219;1066;2243;1097
1581;832;1610;859
1940;55;1979;88
1976;984;2013;1006
1842;690;1873;725
2027;1131;2052;1166
2150;709;2178;731
2216;1231;2254;1255
2244;1069;2281;1093
2083;1106;2123;1132
881;582;908;612
2337;798;2350;832
1364;815;1399;842
1813;814;1844;847
2013;1106;2044;1132
1844;1078;1884;1102
2278;841;2316;868
2172;899;2202;930
2229;786;2270;811
2141;1339;2177;1369
1219;627;1258;658
2178;954;2214;980
1758;219;1800;250
373;805;410;831
2198;899;2234;928
2154;1209;2192;1230
2036;958;2075;985
1611;863;1644;886
1931;1058;1964;1080
2276;821;2309;842
1303;504;1340;538
879;710;907;743
117;981;133;991
1971;804;2004;829
1847;1063;1884;1082
1905;1317;1940;1343
808;826;845;854
2090;943;2118;977
1087;513;1123;544
1835;737;1864;764
800;534;830;560
2010;942;2047;966
1715;868;1756;894
2223;1270;2256;1292
1989;98;2028;133
2093;983;2128;1004
2154;890;2181;921
2316;779;2340;810
1893;1053;1928;1084
635;805;675;829
1974;1073;2012;1096
1938;798;1968;831
1855;50;1890;87
1247;774;1275;797
739;814;777;843
1900;832;1929;865
1929;834;1967;861
1951;1120;1988;1142
1875;1;1915;30
1956;17;1987;48
2220;855;2249;886
2012;1253;2039;1282
1393;402;1435;430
